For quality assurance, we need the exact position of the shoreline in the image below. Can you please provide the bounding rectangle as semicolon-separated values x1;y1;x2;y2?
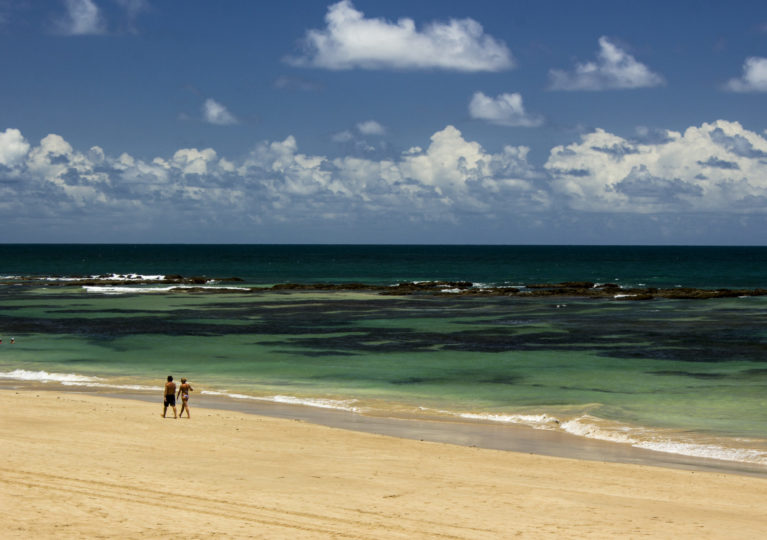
5;380;766;478
2;387;767;538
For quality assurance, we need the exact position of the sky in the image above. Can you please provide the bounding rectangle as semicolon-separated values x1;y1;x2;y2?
2;0;767;244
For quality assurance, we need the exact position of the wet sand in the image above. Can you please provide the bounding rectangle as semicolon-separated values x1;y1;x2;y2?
2;388;767;538
89;386;767;478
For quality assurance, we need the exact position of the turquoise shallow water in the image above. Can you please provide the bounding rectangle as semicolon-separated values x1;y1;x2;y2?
1;244;767;465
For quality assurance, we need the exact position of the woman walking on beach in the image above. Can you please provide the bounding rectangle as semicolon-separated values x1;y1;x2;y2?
177;378;193;418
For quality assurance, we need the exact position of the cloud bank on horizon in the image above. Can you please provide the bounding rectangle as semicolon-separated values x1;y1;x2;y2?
3;119;767;242
2;0;767;243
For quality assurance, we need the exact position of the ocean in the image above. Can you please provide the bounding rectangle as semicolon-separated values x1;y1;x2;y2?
1;244;766;467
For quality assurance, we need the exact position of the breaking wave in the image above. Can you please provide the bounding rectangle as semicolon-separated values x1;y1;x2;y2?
453;410;767;465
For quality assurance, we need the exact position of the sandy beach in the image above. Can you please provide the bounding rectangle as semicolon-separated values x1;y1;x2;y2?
2;389;766;539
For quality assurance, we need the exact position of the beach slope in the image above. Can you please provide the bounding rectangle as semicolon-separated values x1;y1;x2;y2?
1;390;765;538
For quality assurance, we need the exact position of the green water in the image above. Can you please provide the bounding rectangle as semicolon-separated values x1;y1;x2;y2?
3;244;767;463
2;287;766;438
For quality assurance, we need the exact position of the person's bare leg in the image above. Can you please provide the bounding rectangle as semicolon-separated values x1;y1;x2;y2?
172;405;178;419
162;404;167;417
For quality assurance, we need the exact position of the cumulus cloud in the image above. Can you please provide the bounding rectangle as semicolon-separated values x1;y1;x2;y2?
469;92;543;127
172;148;218;176
0;128;30;167
0;125;547;238
549;37;664;90
724;57;767;92
55;0;106;35
287;0;513;71
202;99;238;125
6;120;767;241
357;120;386;135
545;120;767;212
331;130;354;143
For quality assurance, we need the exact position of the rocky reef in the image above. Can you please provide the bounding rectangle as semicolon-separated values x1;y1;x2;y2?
3;275;766;300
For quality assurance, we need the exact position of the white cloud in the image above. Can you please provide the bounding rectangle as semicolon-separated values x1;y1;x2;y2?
202;99;238;125
287;0;513;72
549;37;664;91
7;120;767;240
545;120;767;212
0;128;30;167
22;133;111;207
332;130;354;143
357;120;386;135
172;148;218;176
0;126;546;234
395;126;545;213
469;92;543;127
56;0;106;35
725;57;767;92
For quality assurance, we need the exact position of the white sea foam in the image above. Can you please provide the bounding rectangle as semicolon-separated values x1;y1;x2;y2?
0;369;102;383
83;285;246;295
201;390;360;412
449;410;767;465
83;285;171;294
61;381;159;391
81;273;166;281
560;416;637;444
39;273;167;282
0;369;159;391
458;411;561;429
633;440;767;464
560;415;767;465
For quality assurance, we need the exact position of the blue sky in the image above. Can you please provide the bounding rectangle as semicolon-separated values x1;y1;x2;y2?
2;0;767;244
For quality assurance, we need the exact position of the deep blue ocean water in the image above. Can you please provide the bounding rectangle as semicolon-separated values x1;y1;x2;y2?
3;244;767;288
1;244;766;466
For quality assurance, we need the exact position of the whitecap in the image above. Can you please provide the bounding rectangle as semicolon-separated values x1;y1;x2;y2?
561;415;767;465
634;440;767;464
0;369;102;384
83;285;246;295
201;390;360;412
458;411;561;429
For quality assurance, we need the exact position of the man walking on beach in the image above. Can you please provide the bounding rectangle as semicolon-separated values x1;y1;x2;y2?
177;378;193;419
163;375;177;418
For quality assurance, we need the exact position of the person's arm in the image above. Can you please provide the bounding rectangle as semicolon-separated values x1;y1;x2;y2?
176;386;181;399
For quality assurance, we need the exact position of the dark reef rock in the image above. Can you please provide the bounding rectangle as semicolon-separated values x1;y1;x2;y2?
4;274;767;301
525;281;595;289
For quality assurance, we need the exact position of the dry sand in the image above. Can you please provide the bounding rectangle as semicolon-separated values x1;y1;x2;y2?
2;389;766;539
